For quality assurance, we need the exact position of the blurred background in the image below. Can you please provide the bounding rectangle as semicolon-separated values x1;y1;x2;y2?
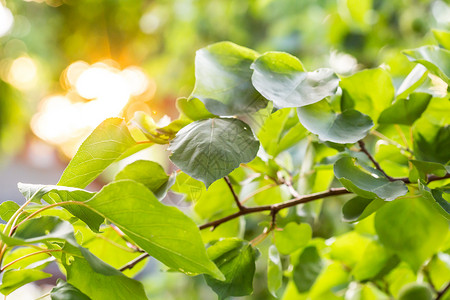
0;0;449;298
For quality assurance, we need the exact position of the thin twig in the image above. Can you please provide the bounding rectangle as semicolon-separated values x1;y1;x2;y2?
358;140;395;181
119;253;150;272
224;176;245;211
436;282;450;300
371;130;413;154
1;249;61;272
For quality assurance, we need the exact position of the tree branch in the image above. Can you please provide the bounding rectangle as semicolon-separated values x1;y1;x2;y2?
358;140;394;181
119;253;150;272
224;176;245;211
436;281;450;300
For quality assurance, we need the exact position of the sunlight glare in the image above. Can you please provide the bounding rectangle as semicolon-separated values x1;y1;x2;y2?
0;3;14;38
8;56;38;89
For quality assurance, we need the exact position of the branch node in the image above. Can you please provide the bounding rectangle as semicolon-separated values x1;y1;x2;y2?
358;140;394;181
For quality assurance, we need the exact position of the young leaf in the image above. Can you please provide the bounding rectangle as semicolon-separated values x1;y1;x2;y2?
403;45;450;84
334;157;408;201
0;269;52;295
342;196;385;222
251;52;339;108
176;97;217;121
191;41;268;116
273;222;312;255
297;99;373;144
0;201;20;222
114;160;170;198
169;118;259;188
375;197;448;272
432;29;450;50
58;118;136;188
340;68;395;121
378;93;432;125
204;238;257;299
84;180;224;280
293;246;324;293
50;279;90;300
267;245;282;297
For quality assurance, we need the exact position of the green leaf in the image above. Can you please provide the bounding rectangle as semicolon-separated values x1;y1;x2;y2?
258;108;308;156
297;99;373;144
17;183;103;232
114;160;170;198
267;245;283;297
410;160;447;182
342;196;385;222
378;93;432;125
293;246;324;293
433;29;450;50
251;52;339;108
334;157;408;201
0;201;20;222
352;240;394;281
191;41;267;116
403;45;450;84
396;65;428;99
169;118;259;187
62;246;147;300
375;197;449;271
419;181;450;220
58;118;136;188
204;238;257;299
340;68;395;121
413;118;450;164
0;269;52;295
273;222;312;255
51;279;91;300
176;97;217;121
330;231;371;268
84;180;223;280
398;283;433;300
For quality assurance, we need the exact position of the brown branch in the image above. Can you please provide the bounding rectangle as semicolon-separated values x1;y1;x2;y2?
358;140;394;181
396;173;450;184
119;253;150;272
224;176;245;211
436;281;450;300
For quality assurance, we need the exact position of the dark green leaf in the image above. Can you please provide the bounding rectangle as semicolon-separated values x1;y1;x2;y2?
375;197;448;271
51;279;91;300
114;160;170;199
273;222;312;255
204;238;257;299
251;52;339;108
297;99;373;144
410;160;447;182
0;201;20;222
334;157;408;201
58;118;136;188
176;97;217;121
267;245;282;297
403;45;450;84
378;93;432;125
419;181;450;220
191;42;267;116
169;118;259;187
342;196;385;222
340;68;395;121
398;283;433;300
0;269;51;295
85;180;224;280
413;118;450;164
293;246;324;293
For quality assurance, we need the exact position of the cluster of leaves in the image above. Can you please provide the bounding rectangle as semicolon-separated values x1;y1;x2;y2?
0;31;449;299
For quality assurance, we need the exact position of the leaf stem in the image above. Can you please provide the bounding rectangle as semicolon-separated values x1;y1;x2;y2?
119;253;150;272
0;249;61;272
224;176;245;211
358;140;395;181
436;282;450;300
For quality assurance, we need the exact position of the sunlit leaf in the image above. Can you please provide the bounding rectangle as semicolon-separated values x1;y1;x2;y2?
352;240;395;281
0;201;20;222
396;65;428;99
176;97;217;121
273;222;312;255
432;29;450;50
0;269;51;295
378;93;431;125
403;45;450;84
169;118;259;188
398;283;433;300
267;245;282;297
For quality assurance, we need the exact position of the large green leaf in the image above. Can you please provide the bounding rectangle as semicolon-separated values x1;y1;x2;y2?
251;52;339;108
58;118;136;188
340;68;395;121
17;183;102;232
267;245;283;297
84;180;224;280
50;279;91;300
375;197;449;271
204;238;257;299
297;99;373;144
413;118;450;164
403;45;450;84
168;118;259;187
0;269;52;295
334;157;408;201
191;41;267;116
378;93;431;125
273;222;312;255
114;160;171;199
293;246;324;293
258;108;308;156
